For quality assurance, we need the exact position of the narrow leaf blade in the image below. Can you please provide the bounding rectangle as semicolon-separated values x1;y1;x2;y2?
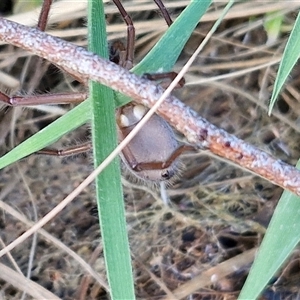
269;12;300;114
239;161;300;299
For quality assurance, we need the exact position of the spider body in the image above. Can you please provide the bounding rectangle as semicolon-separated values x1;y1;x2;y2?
117;103;179;181
0;0;187;182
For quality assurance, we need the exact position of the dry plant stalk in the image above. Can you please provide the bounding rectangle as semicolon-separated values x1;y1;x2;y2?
0;17;300;195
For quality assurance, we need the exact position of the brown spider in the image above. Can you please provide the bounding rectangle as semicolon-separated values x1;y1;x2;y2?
0;0;191;182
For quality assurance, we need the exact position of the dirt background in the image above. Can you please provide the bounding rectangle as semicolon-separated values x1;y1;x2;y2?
0;1;300;299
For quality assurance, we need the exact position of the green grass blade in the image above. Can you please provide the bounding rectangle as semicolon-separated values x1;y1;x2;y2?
13;0;43;13
134;0;210;74
0;100;90;169
268;11;300;114
264;12;283;45
88;1;135;299
239;160;300;299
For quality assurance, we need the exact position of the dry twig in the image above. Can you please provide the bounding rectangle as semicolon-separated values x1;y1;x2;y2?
0;17;300;195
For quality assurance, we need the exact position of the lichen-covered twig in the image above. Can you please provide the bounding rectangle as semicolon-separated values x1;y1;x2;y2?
0;17;300;195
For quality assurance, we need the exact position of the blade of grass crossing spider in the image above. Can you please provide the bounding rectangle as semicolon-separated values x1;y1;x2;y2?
0;100;90;169
239;160;300;299
88;1;135;299
268;11;300;115
115;0;212;107
133;0;211;74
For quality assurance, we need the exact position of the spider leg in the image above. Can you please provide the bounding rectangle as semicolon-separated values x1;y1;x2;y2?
112;0;173;69
36;142;92;157
0;91;87;106
143;72;185;89
0;0;89;157
37;0;53;31
153;0;173;26
133;145;195;171
112;0;135;69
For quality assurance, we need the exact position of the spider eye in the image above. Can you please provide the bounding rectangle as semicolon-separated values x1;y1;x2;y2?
161;170;171;180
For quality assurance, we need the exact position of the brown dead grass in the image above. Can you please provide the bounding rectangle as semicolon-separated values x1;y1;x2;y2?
1;0;300;299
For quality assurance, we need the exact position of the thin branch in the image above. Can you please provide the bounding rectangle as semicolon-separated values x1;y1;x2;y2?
0;18;300;195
